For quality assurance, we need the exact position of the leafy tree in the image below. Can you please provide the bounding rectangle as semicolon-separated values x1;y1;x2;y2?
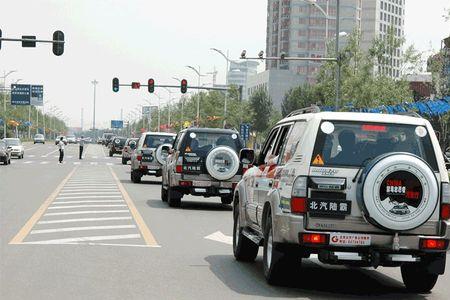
281;84;322;117
249;89;272;134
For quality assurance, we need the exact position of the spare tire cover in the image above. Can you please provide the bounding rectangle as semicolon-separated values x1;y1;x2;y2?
155;143;172;165
114;138;120;145
358;153;438;232
205;146;239;181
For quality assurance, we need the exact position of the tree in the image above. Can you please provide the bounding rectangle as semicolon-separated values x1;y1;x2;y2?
281;84;322;117
249;89;272;135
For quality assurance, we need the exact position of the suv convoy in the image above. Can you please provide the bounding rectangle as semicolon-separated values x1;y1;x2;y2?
233;108;450;293
108;137;127;156
130;132;176;183
102;133;115;146
161;128;244;207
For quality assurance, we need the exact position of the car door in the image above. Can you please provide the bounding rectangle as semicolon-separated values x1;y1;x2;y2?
256;124;292;224
245;127;280;225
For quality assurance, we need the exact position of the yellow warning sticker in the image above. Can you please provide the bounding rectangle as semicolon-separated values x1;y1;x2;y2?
185;146;192;152
312;154;324;165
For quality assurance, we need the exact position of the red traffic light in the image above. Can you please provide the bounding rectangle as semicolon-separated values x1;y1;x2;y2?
181;79;188;94
131;82;141;89
148;78;155;93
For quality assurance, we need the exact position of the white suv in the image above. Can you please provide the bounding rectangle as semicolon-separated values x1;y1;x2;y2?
233;108;450;293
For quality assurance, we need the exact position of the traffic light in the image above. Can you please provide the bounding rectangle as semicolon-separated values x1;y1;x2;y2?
148;78;155;93
131;82;141;89
181;79;187;94
112;77;119;92
52;30;64;56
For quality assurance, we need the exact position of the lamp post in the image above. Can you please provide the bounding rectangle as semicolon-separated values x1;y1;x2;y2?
162;87;173;132
1;70;17;138
186;65;205;125
91;79;98;139
153;92;162;131
304;0;340;110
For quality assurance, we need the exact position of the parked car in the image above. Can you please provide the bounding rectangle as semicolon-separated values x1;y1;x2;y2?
55;136;67;145
66;135;77;144
33;134;45;144
122;138;139;165
233;107;450;293
0;140;12;165
4;138;24;159
108;137;127;156
161;128;244;207
130;132;176;183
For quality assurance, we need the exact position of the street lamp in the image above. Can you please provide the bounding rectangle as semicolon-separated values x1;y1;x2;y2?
153;92;162;131
161;87;173;132
186;65;206;125
91;79;98;139
303;0;340;110
1;70;17;138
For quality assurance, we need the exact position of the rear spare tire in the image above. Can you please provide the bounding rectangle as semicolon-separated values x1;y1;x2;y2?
358;153;438;232
155;143;172;165
205;146;239;181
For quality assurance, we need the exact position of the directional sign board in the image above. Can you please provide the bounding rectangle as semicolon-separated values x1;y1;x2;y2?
240;123;251;141
111;120;124;129
30;85;44;106
10;84;43;106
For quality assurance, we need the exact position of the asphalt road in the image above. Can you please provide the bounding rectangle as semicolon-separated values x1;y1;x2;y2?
1;143;449;300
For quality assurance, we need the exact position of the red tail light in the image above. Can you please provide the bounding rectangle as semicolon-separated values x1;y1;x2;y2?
420;239;448;250
291;197;307;214
179;180;192;187
301;233;328;245
441;204;450;220
137;155;142;161
175;165;182;173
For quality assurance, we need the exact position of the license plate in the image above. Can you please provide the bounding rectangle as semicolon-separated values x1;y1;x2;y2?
148;165;160;170
329;233;371;246
193;181;211;187
307;199;351;215
183;165;201;172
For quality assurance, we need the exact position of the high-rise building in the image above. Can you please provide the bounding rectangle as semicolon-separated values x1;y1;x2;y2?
227;60;259;100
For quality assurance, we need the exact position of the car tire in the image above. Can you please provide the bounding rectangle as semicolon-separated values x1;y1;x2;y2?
161;185;168;202
221;196;233;205
263;211;301;285
122;158;127;165
233;199;259;262
167;186;181;208
401;263;439;293
8;158;11;165
131;170;142;183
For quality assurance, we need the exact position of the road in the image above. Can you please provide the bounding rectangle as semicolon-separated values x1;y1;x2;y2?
1;143;449;299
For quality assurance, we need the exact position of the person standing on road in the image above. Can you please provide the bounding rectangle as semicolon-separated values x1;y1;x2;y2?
79;136;85;159
58;137;65;164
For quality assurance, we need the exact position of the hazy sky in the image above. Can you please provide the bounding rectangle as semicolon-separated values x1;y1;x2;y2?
0;0;449;129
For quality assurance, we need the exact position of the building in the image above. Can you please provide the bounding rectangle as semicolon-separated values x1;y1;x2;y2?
226;60;259;100
405;73;432;100
247;69;305;108
360;0;405;78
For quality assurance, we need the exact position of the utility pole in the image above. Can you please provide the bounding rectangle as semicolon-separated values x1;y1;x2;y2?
335;0;341;110
91;80;98;139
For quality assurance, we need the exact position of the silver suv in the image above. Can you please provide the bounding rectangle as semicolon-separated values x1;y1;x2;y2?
161;128;244;207
130;132;176;183
233;108;450;293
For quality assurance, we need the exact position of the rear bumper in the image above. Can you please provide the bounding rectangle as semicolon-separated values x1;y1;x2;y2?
170;173;240;197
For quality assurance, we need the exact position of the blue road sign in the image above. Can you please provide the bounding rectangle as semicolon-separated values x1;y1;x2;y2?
11;84;31;105
111;120;124;129
24;121;32;127
31;85;44;106
0;118;3;126
240;123;251;141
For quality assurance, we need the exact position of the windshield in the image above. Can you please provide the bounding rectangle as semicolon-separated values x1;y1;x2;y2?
143;135;174;149
312;121;438;170
5;139;20;146
182;131;242;157
35;134;44;138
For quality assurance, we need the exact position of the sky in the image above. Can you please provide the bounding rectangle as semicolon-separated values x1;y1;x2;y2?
0;0;449;129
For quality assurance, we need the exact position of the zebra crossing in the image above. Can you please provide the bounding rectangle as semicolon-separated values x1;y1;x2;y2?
13;166;157;247
12;160;121;166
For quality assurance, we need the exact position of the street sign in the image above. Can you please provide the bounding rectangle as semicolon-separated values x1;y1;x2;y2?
111;120;124;129
30;85;43;106
240;123;251;141
142;106;151;116
10;84;31;105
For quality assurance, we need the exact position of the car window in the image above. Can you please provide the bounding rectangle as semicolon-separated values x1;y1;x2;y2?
312;121;438;170
258;127;280;165
272;124;292;157
6;139;20;146
181;131;242;157
143;135;174;148
279;121;307;165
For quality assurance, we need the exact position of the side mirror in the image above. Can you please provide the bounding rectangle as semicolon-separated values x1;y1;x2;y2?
239;148;255;165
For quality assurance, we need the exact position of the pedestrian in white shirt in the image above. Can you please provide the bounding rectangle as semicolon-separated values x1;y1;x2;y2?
79;136;85;159
58;137;65;163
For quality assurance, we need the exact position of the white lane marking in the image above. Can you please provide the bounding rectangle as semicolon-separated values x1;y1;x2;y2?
28;155;36;158
64;183;116;186
56;195;123;200
63;185;117;189
40;161;49;165
66;181;114;184
42;148;59;157
73;162;81;165
53;200;124;204
67;156;73;159
38;217;132;224
48;204;127;209
59;192;122;196
90;162;98;165
44;210;129;216
24;161;33;164
22;234;141;244
204;231;233;245
106;163;114;166
61;189;120;192
71;242;157;248
30;225;136;234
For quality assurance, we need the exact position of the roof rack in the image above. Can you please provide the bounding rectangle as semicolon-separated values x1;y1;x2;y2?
395;111;422;118
286;105;321;118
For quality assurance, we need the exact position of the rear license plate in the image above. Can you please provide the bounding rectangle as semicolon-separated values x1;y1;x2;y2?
329;233;371;246
183;165;201;172
307;199;351;215
193;181;211;187
148;165;160;170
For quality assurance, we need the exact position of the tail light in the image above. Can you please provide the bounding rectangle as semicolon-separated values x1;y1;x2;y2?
300;233;328;245
441;183;450;220
179;181;192;187
420;238;448;250
137;155;142;161
175;156;183;173
291;176;308;214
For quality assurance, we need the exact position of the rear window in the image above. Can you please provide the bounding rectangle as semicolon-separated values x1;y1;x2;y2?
311;121;438;170
143;135;174;148
181;131;242;157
